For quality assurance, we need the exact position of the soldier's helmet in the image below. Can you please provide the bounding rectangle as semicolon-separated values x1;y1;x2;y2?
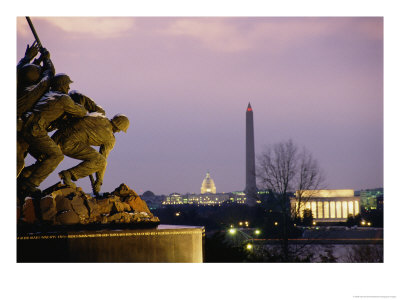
19;64;41;84
52;73;73;88
111;114;130;133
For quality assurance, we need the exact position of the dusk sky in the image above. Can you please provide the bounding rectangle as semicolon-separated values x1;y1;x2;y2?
16;17;383;195
5;1;400;297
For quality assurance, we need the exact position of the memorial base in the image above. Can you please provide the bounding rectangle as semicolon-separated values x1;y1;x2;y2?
17;225;204;263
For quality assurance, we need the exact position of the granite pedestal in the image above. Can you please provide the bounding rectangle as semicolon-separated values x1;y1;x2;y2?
17;225;204;262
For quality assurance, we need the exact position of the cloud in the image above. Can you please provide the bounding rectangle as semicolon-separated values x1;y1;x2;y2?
18;17;136;38
163;18;251;53
17;17;30;37
161;17;383;53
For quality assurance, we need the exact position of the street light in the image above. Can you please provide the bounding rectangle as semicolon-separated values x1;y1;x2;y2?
274;222;278;226
254;229;261;235
246;243;253;250
229;228;236;235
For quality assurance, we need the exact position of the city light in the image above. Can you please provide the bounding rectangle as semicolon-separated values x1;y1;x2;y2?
239;222;243;226
175;212;180;216
367;222;371;226
229;228;236;235
246;243;253;250
312;221;316;226
274;222;278;226
361;220;366;226
254;229;261;235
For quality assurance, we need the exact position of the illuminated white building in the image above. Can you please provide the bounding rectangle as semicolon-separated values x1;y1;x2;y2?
163;192;230;206
201;172;216;194
163;193;184;205
162;172;248;206
290;189;360;222
229;191;247;204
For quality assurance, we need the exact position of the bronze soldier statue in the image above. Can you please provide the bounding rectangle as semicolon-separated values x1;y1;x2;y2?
17;44;55;177
53;114;129;194
17;45;55;115
18;74;88;196
46;90;106;135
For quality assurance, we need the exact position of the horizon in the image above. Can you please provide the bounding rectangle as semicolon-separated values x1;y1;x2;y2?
141;185;384;196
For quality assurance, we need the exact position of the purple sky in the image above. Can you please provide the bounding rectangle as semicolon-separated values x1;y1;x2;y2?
17;17;383;195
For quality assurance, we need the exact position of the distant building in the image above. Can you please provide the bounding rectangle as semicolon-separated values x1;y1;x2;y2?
229;191;247;204
163;193;183;205
162;171;251;206
201;172;216;194
189;193;229;205
162;192;248;206
360;188;383;210
290;189;360;222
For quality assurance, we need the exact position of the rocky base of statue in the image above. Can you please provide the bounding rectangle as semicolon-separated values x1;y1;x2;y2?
17;183;160;231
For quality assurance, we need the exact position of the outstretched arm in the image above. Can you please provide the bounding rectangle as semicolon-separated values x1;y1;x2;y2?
17;42;39;71
62;95;88;117
69;91;106;115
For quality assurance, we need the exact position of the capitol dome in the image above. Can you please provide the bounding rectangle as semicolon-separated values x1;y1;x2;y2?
201;172;216;194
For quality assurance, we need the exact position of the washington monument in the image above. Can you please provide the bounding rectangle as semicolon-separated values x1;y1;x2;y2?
245;102;257;205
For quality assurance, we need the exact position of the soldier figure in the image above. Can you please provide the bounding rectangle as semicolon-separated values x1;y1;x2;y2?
18;74;87;195
53;114;129;194
17;44;55;177
17;45;55;116
46;90;106;134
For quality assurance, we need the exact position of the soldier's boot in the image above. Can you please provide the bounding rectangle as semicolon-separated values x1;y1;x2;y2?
59;170;77;189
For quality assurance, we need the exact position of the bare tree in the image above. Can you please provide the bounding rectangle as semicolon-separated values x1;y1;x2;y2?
294;147;325;219
256;139;324;260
